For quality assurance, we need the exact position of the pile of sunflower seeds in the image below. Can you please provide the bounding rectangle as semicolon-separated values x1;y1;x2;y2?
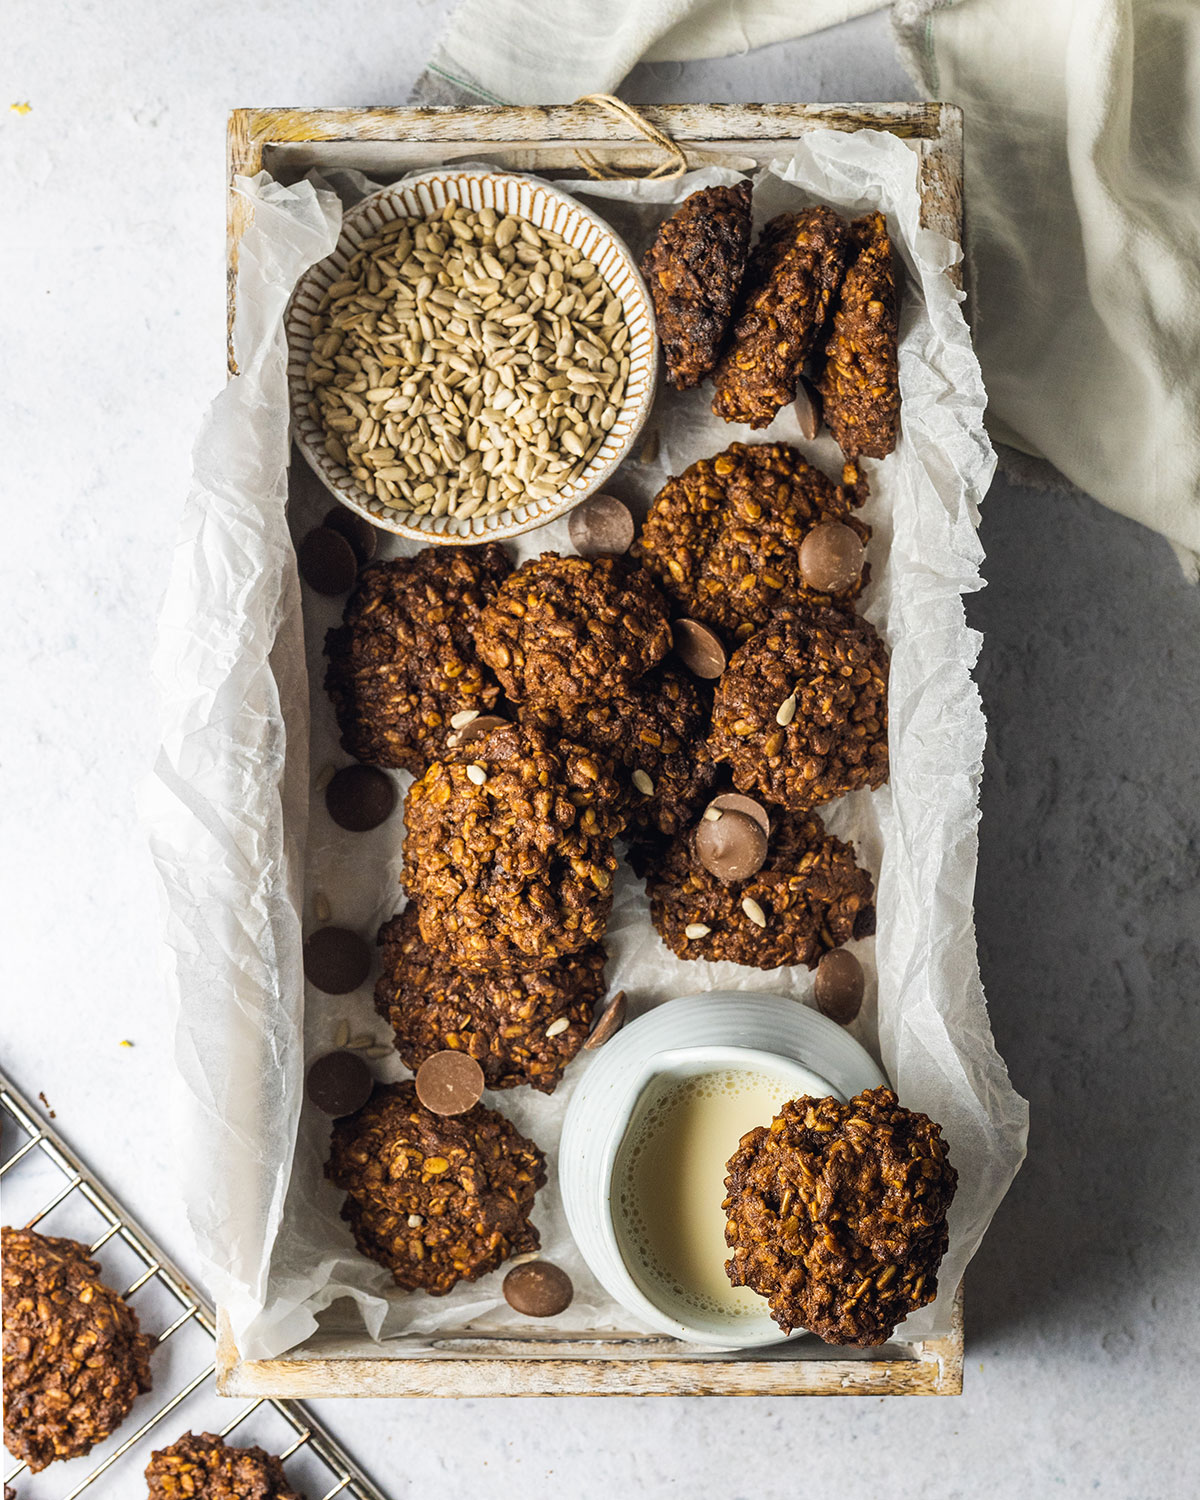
302;200;633;522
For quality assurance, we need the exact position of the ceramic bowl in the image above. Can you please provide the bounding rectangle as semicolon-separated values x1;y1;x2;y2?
286;168;657;544
560;992;889;1349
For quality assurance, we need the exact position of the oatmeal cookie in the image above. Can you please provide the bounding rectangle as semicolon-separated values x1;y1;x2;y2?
475;553;671;710
723;1088;956;1344
709;609;888;809
645;807;874;969
145;1432;300;1500
634;443;868;641
520;666;716;836
324;544;511;773
819;212;901;459
326;1081;546;1295
641;181;754;390
2;1226;153;1473
712;206;849;428
403;721;624;970
375;907;604;1092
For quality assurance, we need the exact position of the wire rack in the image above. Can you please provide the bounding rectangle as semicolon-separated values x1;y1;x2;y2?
1;1069;388;1500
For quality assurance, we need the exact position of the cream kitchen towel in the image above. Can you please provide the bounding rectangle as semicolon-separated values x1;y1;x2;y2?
414;0;1200;558
412;0;884;106
895;0;1200;561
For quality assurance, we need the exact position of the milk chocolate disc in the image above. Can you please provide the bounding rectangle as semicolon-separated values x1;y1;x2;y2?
793;376;822;441
814;948;865;1025
799;521;865;595
325;765;397;832
303;927;372;994
323;505;379;565
415;1050;485;1116
705;793;770;837
298;526;358;595
584;990;627;1050
449;714;510;747
306;1050;374;1116
672;618;727;679
502;1260;574;1318
694;809;768;883
568;493;636;558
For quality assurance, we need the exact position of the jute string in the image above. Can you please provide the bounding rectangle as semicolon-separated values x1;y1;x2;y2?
572;93;689;181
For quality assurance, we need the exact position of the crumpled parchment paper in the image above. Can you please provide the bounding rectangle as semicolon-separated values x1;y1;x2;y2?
144;129;1029;1361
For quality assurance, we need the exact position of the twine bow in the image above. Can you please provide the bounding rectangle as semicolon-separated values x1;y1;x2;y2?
572;93;690;181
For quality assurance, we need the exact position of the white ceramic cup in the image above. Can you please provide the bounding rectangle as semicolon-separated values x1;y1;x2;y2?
560;992;888;1349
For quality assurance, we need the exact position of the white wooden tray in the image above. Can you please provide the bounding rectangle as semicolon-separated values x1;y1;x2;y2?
220;102;966;1399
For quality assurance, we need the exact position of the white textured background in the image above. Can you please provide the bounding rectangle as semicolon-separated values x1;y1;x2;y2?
3;2;1198;1495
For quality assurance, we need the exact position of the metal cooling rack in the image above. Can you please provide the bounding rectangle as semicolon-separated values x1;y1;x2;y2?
1;1069;387;1500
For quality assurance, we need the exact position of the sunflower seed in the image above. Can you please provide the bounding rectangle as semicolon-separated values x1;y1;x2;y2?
684;923;712;940
741;897;768;928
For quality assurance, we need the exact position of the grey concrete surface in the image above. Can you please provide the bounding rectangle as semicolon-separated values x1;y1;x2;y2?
2;2;1197;1495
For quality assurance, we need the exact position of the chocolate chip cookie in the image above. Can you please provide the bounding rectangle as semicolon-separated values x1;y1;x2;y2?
375;907;604;1092
645;807;874;969
2;1226;153;1473
324;544;511;773
723;1088;957;1344
145;1432;300;1500
475;552;671;710
326;1081;546;1295
708;609;889;809
635;443;868;642
520;666;716;835
641;181;754;390
402;721;624;970
819;211;901;459
712;206;849;428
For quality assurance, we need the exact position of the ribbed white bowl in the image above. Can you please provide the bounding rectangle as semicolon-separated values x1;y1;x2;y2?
286;168;657;544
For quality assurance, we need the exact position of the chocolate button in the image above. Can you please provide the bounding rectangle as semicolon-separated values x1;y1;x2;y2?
584;990;627;1050
695;809;768;883
799;521;865;595
298;526;358;596
814;949;865;1025
503;1260;574;1318
793;376;822;441
325;765;397;832
306;1050;374;1116
705;793;770;837
672;618;727;679
448;714;510;748
303;927;372;994
323;505;379;565
568;494;636;558
415;1050;485;1116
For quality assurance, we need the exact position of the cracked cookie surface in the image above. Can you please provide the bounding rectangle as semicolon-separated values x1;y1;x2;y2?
476;552;671;710
520;666;716;836
641;181;754;390
326;1081;546;1295
324;544;510;773
723;1088;956;1344
375;907;604;1092
402;722;624;970
708;609;889;809
635;442;868;641
644;807;874;969
819;212;901;459
3;1226;153;1473
712;206;849;428
145;1432;301;1500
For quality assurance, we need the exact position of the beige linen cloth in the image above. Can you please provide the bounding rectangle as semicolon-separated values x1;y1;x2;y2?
416;0;1200;563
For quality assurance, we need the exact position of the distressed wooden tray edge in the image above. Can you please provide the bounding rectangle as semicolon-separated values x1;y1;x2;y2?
221;101;965;1399
216;1292;963;1398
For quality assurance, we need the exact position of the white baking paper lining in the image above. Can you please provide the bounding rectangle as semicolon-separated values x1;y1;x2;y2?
144;129;1029;1361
